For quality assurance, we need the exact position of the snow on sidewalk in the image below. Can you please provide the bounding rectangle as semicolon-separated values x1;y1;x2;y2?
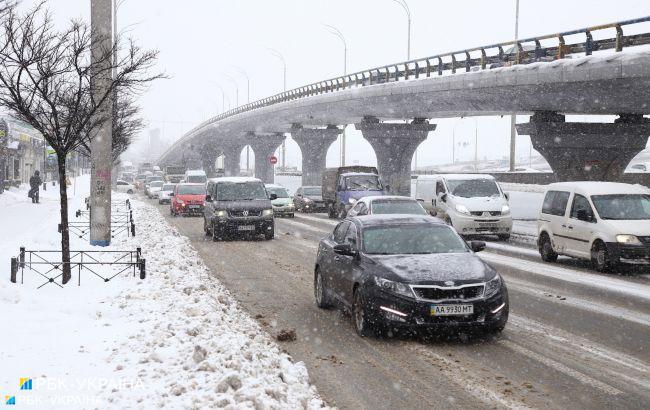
0;177;327;409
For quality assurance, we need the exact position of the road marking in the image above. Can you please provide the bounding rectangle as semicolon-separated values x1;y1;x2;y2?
498;339;623;396
480;252;650;301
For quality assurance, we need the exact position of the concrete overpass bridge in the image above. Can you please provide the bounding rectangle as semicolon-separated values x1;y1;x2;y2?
158;17;650;195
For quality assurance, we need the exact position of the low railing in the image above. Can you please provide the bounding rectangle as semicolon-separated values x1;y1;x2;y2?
10;247;146;288
160;16;650;162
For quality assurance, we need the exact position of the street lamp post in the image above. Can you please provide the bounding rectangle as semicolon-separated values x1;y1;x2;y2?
268;48;287;169
209;81;229;113
392;0;411;60
324;24;348;165
509;0;520;172
232;66;250;104
224;74;239;108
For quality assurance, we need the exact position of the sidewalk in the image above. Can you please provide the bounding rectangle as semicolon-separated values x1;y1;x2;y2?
0;176;326;409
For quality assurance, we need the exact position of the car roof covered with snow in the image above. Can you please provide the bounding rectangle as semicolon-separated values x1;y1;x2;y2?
209;177;262;184
356;195;414;203
350;214;446;228
340;172;379;177
546;181;650;196
264;183;287;189
185;169;206;176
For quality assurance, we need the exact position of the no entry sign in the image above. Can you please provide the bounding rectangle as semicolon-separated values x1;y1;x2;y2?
269;155;278;165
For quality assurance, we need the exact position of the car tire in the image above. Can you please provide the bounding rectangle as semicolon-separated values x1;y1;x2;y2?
264;228;274;240
352;288;374;338
327;204;336;219
539;233;558;262
337;204;347;219
127;189;133;194
212;221;221;242
289;213;295;218
591;240;616;272
314;269;332;309
203;218;211;236
498;234;511;241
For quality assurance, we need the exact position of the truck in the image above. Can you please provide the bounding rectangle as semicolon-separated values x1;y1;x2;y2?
322;166;387;219
165;165;186;183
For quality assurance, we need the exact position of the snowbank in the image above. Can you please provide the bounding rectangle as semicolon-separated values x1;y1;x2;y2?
0;177;326;409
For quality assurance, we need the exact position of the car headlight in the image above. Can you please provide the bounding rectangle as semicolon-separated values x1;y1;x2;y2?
177;199;185;206
373;277;414;299
616;234;641;244
288;203;295;208
304;198;312;203
501;204;511;215
215;210;227;217
262;209;273;216
455;204;471;215
348;198;357;205
484;274;502;298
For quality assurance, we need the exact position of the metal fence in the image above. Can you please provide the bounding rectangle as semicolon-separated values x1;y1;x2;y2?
10;247;146;288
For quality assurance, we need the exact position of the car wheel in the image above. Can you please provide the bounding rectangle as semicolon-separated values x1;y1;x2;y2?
314;269;332;309
352;288;374;337
591;240;615;272
498;234;510;241
212;221;221;242
264;228;274;240
289;213;294;218
337;204;347;219
127;189;133;194
327;204;336;219
539;233;558;262
203;218;211;236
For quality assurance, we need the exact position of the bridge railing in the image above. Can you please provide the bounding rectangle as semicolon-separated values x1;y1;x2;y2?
165;16;650;158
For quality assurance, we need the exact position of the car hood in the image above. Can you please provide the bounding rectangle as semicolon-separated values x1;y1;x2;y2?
212;199;271;211
272;197;292;206
450;195;505;212
177;194;205;202
365;252;495;284
600;219;650;236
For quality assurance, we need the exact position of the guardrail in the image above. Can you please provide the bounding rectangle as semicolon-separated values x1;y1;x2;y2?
161;15;650;159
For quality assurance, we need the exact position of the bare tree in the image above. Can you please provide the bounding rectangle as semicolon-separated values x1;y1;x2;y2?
0;2;162;284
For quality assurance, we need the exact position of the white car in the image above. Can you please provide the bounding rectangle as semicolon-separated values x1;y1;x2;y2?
625;162;650;173
415;174;513;240
158;183;176;204
537;181;650;271
347;195;430;217
115;180;135;194
147;181;164;199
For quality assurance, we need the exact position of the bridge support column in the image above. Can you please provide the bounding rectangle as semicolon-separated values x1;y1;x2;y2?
201;146;221;178
356;118;435;196
291;125;341;186
248;133;285;183
221;143;245;177
517;112;650;181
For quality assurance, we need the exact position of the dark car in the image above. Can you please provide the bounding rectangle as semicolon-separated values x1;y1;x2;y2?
203;177;277;241
314;215;508;337
293;186;325;213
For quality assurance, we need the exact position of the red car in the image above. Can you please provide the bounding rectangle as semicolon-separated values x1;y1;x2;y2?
170;183;206;216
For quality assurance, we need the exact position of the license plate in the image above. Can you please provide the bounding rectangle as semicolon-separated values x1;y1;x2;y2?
237;225;255;231
430;304;473;316
478;222;497;227
189;205;201;209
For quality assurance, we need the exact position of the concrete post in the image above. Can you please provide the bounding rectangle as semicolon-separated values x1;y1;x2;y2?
89;0;112;246
291;125;341;186
248;133;285;184
356;118;435;196
221;143;245;177
517;112;650;181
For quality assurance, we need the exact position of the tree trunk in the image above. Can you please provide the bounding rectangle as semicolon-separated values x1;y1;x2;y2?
57;154;72;284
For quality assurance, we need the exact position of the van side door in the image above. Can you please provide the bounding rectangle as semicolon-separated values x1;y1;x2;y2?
540;190;572;254
565;193;597;258
435;179;449;220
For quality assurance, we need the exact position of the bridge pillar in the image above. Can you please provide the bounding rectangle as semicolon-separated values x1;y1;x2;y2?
221;142;246;177
356;118;435;196
200;145;221;178
517;112;650;181
248;133;285;183
291;125;342;186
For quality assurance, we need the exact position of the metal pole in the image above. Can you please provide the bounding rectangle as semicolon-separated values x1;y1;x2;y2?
509;0;520;172
90;0;113;246
474;119;478;171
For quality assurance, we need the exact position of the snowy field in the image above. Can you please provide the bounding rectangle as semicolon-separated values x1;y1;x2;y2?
0;177;326;409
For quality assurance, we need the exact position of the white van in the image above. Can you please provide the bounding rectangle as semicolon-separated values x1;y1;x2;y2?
184;169;207;184
537;182;650;271
415;174;513;240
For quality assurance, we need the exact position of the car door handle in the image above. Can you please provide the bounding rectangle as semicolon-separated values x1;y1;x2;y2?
334;256;340;261
567;225;574;230
561;224;567;228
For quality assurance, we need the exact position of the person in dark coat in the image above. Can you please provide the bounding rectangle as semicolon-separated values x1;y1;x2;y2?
29;170;42;203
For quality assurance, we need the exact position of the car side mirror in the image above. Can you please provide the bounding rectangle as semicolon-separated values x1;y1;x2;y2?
170;193;174;197
429;209;437;217
504;192;510;201
269;193;278;200
576;209;593;222
333;243;357;256
416;198;424;203
205;194;212;202
441;193;447;203
469;241;486;253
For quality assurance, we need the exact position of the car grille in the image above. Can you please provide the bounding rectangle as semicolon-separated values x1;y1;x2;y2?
229;210;261;217
637;236;650;244
411;284;485;301
470;211;502;217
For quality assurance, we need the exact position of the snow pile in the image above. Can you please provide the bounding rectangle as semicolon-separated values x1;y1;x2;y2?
0;177;326;409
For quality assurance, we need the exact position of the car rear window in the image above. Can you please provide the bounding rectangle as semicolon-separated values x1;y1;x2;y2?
542;190;570;216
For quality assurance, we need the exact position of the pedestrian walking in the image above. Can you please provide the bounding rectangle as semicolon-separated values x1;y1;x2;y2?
28;170;42;203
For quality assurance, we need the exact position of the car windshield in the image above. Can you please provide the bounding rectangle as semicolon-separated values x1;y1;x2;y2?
177;185;205;195
266;187;289;198
150;181;164;188
363;225;468;254
186;175;207;184
216;182;268;201
446;179;500;198
371;200;427;215
345;175;382;191
591;194;650;220
303;187;322;196
162;184;175;191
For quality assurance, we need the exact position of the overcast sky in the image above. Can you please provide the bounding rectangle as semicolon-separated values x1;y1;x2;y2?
19;0;650;168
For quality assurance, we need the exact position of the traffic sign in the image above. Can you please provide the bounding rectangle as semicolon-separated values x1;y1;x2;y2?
269;155;278;165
